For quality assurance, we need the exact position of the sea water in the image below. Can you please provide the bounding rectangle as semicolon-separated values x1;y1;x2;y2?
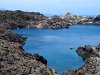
12;25;100;74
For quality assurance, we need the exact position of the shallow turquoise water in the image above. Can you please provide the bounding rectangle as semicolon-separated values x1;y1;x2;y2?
12;25;100;74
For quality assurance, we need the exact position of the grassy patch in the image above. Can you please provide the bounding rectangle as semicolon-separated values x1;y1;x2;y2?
0;47;8;51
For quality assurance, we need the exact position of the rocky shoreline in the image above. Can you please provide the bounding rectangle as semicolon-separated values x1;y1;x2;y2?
0;10;100;29
0;24;57;75
0;10;100;75
62;45;100;75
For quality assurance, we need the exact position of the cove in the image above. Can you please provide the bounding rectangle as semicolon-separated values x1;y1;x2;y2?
12;25;100;74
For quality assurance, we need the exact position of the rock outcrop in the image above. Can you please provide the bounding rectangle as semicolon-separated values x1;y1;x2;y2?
94;15;100;24
62;45;100;75
76;45;99;60
63;12;95;25
36;15;69;29
64;12;77;24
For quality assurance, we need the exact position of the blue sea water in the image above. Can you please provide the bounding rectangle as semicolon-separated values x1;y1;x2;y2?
12;25;100;74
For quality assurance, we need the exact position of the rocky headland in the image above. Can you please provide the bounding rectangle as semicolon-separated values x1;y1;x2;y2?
0;10;100;75
63;12;100;25
62;45;100;75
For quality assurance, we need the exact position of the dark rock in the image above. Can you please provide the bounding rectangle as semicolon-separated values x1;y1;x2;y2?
76;45;99;60
34;54;47;65
94;15;100;22
70;48;74;50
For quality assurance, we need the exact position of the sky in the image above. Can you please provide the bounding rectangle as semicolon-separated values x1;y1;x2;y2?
0;0;100;16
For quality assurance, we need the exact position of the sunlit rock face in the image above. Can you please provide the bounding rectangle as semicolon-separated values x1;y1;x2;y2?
63;12;80;24
35;15;70;29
